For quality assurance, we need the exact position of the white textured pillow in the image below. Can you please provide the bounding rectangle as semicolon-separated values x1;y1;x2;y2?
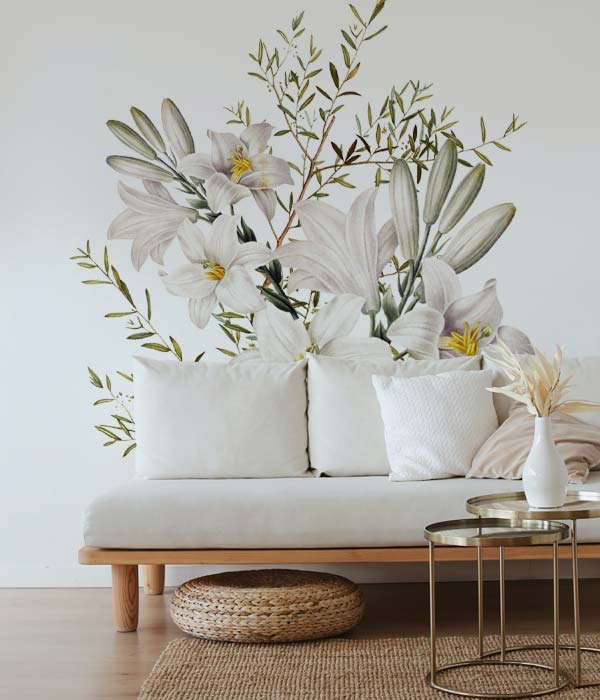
307;355;481;476
134;357;309;478
372;370;498;481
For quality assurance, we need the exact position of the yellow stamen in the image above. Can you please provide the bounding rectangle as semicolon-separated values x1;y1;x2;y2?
230;147;253;182
204;261;226;281
439;321;481;356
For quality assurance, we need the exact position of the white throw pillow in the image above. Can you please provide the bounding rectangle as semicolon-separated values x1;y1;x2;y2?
307;354;481;476
372;370;498;481
134;357;309;479
564;357;600;428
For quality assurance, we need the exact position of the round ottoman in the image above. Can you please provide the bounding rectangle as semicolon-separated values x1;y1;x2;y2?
170;569;364;643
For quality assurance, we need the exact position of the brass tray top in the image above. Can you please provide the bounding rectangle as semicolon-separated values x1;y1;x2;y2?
424;517;569;548
466;490;600;521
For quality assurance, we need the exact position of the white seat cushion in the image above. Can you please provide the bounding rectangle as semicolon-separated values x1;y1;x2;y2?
83;472;600;549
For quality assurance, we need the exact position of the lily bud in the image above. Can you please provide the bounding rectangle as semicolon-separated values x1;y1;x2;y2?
439;164;485;234
442;203;516;273
106;120;157;160
390;159;419;260
161;98;195;159
423;140;458;225
106;156;174;182
130;107;166;153
382;287;399;325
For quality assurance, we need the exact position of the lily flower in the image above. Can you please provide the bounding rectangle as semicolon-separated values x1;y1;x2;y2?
159;215;272;328
178;123;293;220
108;181;199;271
274;189;397;314
420;257;531;357
237;294;392;363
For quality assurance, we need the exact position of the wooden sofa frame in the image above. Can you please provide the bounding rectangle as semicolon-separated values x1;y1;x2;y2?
79;543;600;632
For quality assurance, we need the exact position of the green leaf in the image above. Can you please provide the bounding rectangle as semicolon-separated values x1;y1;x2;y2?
316;85;332;101
341;44;351;68
365;25;387;41
349;3;366;26
170;336;183;360
341;30;356;49
81;279;110;285
117;371;134;382
329;62;340;88
473;149;493;166
95;426;121;441
277;104;295;120
493;140;511;152
347;63;360;81
111;266;134;305
274;129;290;136
93;398;113;406
298;93;315;111
122;443;137;458
77;262;95;269
370;0;386;22
194;353;205;362
217;347;237;358
88;367;102;388
105;311;134;318
145;289;152;320
480;116;486;142
331;142;344;160
127;331;154;340
142;342;171;352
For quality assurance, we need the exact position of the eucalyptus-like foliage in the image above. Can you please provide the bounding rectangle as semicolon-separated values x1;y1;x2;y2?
73;0;528;456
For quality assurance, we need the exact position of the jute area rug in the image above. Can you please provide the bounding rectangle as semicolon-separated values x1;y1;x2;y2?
139;634;600;699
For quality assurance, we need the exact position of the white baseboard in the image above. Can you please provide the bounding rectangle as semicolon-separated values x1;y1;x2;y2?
2;560;600;587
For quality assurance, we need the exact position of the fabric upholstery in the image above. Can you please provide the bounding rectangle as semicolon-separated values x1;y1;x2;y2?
468;405;600;483
373;370;498;481
83;472;600;549
134;357;309;479
307;354;481;476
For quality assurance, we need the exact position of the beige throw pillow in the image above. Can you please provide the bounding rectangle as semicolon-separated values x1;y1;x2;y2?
468;405;600;483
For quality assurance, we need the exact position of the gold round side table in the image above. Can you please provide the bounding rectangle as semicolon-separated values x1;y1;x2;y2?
424;517;570;698
466;490;600;688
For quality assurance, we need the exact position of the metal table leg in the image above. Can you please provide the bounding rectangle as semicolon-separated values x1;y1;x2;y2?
572;519;581;685
429;541;436;686
427;542;569;698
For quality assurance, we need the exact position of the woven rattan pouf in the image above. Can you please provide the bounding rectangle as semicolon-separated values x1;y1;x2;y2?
170;569;364;643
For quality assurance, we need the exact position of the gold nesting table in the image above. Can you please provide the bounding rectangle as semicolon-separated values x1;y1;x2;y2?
467;490;600;689
425;517;570;698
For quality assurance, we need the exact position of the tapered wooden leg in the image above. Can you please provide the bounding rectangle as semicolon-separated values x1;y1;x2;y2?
143;564;165;595
112;565;139;632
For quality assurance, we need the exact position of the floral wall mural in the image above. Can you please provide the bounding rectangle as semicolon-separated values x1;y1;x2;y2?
71;0;530;457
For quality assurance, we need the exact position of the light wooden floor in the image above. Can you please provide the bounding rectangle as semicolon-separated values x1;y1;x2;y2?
3;580;600;700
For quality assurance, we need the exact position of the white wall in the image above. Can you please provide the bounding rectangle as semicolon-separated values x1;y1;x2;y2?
2;0;599;586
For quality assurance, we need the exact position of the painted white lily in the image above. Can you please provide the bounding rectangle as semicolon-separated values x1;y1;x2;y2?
237;294;392;363
420;257;531;357
178;123;293;220
108;181;199;271
159;215;272;329
274;189;397;314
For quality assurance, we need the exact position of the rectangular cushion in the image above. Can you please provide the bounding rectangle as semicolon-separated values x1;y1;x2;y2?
84;472;600;549
564;356;600;427
134;357;309;478
307;354;481;476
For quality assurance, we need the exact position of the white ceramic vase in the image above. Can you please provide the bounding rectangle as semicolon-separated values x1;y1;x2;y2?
522;416;568;508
